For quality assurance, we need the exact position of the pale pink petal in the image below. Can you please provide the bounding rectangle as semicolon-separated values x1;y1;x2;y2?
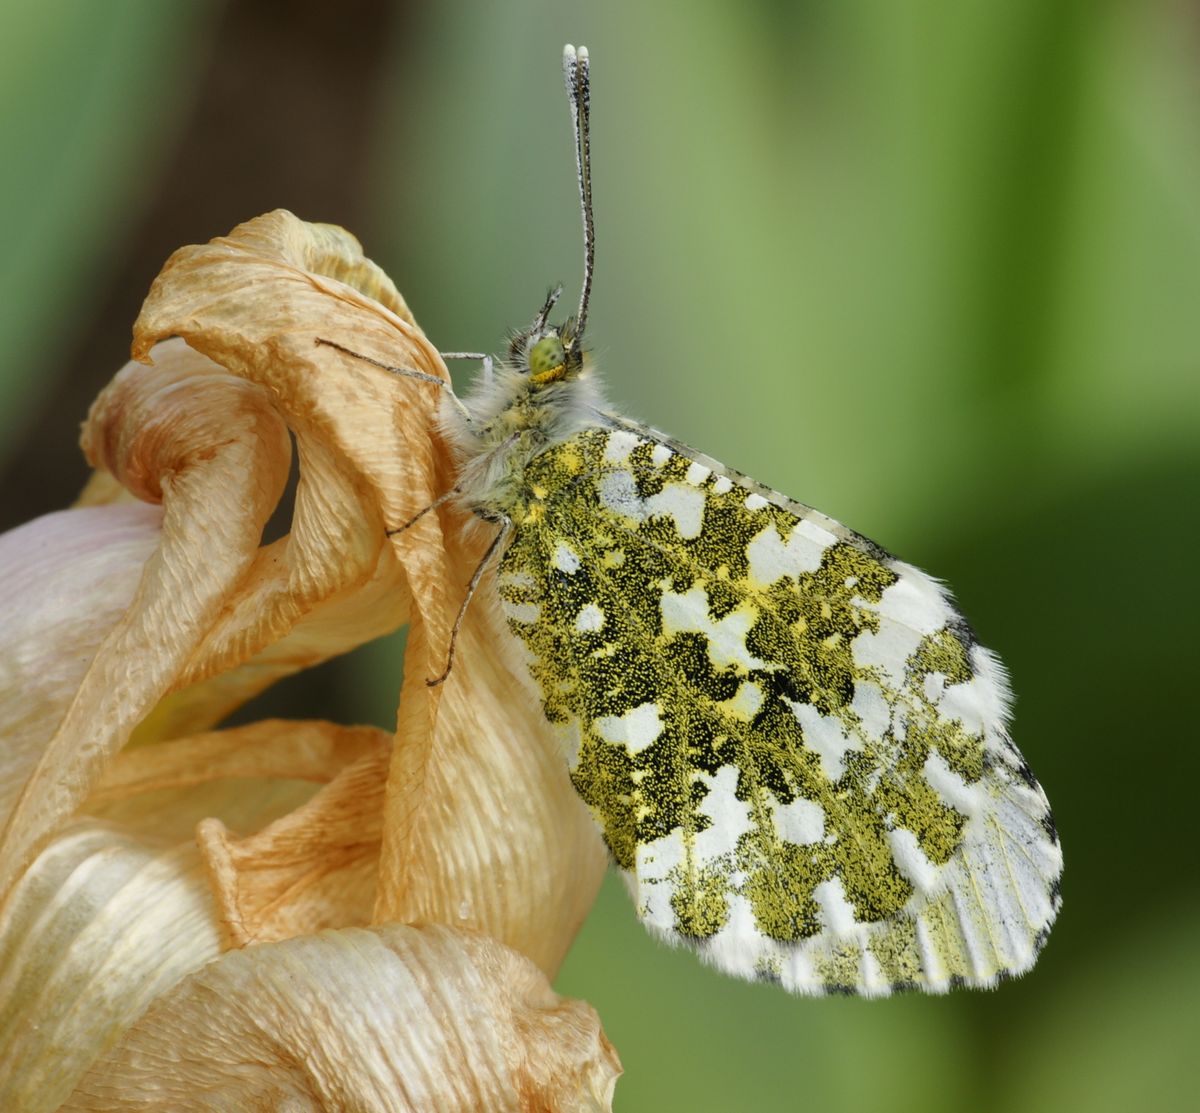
0;504;161;826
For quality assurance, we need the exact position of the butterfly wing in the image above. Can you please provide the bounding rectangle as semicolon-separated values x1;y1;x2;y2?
497;424;1061;996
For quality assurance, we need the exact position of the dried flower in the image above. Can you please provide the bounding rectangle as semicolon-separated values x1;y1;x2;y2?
0;211;617;1111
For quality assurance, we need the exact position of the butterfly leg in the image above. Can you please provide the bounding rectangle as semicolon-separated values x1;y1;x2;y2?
426;515;513;687
386;486;462;537
315;337;474;422
441;352;495;386
316;337;449;387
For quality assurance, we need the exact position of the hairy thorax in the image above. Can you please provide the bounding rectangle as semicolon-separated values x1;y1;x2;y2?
439;364;607;520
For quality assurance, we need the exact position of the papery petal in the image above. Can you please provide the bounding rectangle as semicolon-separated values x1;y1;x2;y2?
89;718;389;804
84;771;316;851
0;289;413;899
0;821;221;1113
80;720;390;943
130;561;412;746
62;923;621;1112
385;607;610;976
192;725;391;946
129;211;608;974
0;504;162;826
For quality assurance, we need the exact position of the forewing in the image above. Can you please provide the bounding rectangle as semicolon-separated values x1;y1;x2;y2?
497;425;1061;996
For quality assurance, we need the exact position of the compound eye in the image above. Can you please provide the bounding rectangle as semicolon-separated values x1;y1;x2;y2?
528;335;567;381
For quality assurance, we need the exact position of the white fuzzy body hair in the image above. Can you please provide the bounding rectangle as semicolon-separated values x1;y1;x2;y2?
438;360;609;518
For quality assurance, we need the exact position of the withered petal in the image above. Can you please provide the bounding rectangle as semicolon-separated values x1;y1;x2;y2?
0;504;162;828
189;723;392;947
4;212;606;986
127;212;608;974
90;718;389;804
0;821;222;1113
61;924;621;1113
0;342;293;899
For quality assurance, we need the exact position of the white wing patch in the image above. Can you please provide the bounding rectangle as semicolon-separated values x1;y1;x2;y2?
786;699;861;781
574;602;606;632
746;519;832;585
660;586;766;672
770;795;825;845
596;701;664;754
645;484;705;539
603;428;641;463
598;467;707;539
552;539;581;573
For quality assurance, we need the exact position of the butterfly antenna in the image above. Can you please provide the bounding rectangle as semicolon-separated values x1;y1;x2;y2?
532;283;563;332
563;44;594;346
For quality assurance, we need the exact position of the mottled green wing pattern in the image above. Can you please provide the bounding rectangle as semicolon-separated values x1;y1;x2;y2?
497;425;1061;995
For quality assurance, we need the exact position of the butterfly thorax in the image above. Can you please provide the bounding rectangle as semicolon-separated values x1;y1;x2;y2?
439;328;607;519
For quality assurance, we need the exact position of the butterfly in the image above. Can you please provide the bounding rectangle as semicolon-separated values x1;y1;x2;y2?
323;44;1061;996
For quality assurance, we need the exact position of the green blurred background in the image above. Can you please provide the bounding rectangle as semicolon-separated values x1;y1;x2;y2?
2;1;1198;1109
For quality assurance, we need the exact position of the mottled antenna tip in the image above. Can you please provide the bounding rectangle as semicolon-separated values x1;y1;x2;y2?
563;43;588;78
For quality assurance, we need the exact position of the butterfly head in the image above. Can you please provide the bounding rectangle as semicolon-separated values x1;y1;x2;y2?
509;284;586;386
505;44;593;391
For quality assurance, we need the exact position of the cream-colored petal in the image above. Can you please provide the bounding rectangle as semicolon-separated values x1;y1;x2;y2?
0;821;221;1113
125;556;411;747
380;589;609;977
81;721;391;938
130;211;446;556
90;718;389;804
135;540;412;745
0;504;162;826
122;213;441;754
85;773;318;850
62;923;620;1113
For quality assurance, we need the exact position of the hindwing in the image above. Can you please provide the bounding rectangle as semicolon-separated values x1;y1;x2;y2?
496;424;1061;996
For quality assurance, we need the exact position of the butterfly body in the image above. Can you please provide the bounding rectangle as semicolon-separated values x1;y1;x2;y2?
439;341;1061;994
439;342;604;521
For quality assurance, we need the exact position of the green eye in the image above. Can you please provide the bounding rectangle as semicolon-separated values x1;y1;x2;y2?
529;335;566;378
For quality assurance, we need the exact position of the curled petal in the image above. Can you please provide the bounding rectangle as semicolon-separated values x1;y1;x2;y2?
62;924;620;1112
130;562;412;746
0;343;292;898
130;211;607;973
82;720;390;943
90;718;388;804
382;606;609;976
1;213;604;987
190;724;392;946
0;211;619;1106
